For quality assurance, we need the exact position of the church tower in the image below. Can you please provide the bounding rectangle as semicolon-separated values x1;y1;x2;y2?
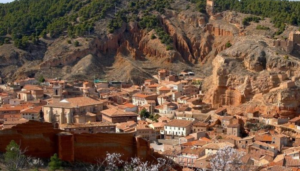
206;0;214;16
52;83;63;103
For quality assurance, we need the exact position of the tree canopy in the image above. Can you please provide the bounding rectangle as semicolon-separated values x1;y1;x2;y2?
1;0;300;48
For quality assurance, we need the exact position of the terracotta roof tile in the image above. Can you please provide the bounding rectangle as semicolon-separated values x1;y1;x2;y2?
165;119;193;127
101;108;138;117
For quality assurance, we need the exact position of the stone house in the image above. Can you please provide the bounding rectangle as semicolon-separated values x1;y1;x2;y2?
192;121;209;133
283;147;300;160
157;86;171;95
135;124;156;142
145;84;159;93
132;93;157;106
238;136;255;149
21;106;42;121
116;121;137;133
101;108;138;123
272;134;289;151
177;147;205;168
157;69;170;82
157;102;178;115
0;93;11;105
203;142;234;156
182;85;199;96
249;141;278;159
18;85;44;101
144;79;157;86
227;123;241;137
194;155;213;171
149;122;165;137
221;116;234;128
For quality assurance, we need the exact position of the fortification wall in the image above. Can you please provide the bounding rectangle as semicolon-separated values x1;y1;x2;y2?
0;121;153;164
0;121;61;158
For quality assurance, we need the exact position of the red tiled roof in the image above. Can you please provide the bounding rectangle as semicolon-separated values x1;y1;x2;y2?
165;119;193;127
23;85;43;91
101;108;138;117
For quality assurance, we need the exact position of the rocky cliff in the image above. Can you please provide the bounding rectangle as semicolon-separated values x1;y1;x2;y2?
203;35;300;119
0;1;241;83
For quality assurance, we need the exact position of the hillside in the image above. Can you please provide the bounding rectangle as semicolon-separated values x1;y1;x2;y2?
0;0;300;83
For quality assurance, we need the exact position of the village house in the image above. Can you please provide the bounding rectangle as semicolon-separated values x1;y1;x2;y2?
60;122;116;134
157;94;171;105
182;85;199;96
157;69;171;83
14;78;38;86
181;139;209;149
289;116;300;130
3;114;22;121
177;147;205;168
194;155;213;171
101;108;138;123
237;136;255;149
0;92;12;105
221;116;234;128
158;116;171;123
226;123;241;137
192;121;209;133
161;119;193;139
272;134;289;151
116;121;137;133
156;102;178;116
149;122;165;138
80;82;97;97
157;86;171;95
166;82;183;92
17;85;44;101
21;106;42;121
0;103;33;119
283;147;300;160
135;123;156;142
144;84;159;93
132;93;157;106
249;141;278;160
144;79;157;86
203;142;235;156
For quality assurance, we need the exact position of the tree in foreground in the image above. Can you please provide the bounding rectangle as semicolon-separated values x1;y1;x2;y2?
4;140;27;171
210;146;244;171
48;154;62;171
84;152;173;171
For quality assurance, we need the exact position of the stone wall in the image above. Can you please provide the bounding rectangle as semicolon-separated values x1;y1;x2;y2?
0;121;154;164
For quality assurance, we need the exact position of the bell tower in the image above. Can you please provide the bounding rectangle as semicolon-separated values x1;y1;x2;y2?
206;0;214;16
52;83;63;103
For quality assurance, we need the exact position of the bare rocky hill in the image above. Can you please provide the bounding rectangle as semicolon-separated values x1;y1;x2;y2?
0;0;299;90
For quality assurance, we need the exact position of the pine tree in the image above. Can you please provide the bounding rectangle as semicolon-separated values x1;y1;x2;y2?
48;154;62;171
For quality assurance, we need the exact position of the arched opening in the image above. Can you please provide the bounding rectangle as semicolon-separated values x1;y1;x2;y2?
55;89;58;95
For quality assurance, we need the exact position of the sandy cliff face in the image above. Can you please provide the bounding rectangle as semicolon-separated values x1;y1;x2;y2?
203;37;300;118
